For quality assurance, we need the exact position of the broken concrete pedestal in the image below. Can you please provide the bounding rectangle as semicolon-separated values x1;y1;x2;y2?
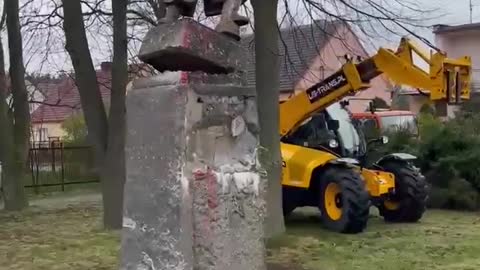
120;19;266;270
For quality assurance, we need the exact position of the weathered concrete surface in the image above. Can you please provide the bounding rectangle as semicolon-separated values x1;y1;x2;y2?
120;79;194;270
121;72;266;270
132;71;248;91
139;18;248;73
187;88;266;270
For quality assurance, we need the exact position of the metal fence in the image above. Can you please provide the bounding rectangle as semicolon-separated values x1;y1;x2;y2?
28;141;99;193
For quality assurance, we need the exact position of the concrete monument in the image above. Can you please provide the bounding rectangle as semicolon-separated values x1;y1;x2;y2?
120;1;267;270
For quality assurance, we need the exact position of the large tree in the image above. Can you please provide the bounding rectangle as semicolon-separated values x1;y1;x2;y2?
0;0;30;210
0;8;11;204
61;0;128;229
251;0;285;237
105;0;128;228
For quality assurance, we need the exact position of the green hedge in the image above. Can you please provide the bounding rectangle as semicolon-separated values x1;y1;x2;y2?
372;109;480;211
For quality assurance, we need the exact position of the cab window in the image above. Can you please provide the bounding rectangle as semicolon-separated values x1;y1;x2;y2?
359;118;379;140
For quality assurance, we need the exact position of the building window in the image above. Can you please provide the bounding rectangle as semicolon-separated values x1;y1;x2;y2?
35;127;48;142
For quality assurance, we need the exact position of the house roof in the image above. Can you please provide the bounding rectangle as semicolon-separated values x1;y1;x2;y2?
34;82;59;96
433;23;480;34
242;20;345;92
31;70;111;123
30;63;151;124
3;76;48;103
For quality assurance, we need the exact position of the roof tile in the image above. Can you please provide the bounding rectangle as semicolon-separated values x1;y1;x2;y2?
31;70;111;123
242;20;343;92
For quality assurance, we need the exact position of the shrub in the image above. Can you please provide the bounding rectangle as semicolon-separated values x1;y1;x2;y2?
447;178;480;210
427;180;479;211
365;126;419;167
61;114;88;146
427;187;449;209
419;103;435;115
373;110;480;211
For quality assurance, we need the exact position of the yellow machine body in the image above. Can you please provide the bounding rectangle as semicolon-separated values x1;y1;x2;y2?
280;142;396;198
360;169;395;197
280;142;337;188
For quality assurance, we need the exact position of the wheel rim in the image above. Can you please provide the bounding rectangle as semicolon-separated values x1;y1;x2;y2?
384;200;400;210
324;182;342;221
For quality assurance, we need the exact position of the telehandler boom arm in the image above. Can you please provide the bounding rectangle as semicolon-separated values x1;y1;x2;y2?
279;37;472;137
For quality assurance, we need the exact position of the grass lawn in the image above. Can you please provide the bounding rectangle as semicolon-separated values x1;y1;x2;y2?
271;209;480;270
1;193;480;270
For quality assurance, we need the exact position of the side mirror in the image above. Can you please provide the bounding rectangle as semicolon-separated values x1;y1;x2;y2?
327;119;340;131
368;135;389;146
340;100;350;108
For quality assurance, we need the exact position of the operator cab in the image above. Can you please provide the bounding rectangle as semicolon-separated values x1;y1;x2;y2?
281;102;366;159
353;110;419;140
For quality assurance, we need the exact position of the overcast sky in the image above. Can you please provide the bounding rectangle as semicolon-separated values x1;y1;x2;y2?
400;0;478;41
0;0;478;74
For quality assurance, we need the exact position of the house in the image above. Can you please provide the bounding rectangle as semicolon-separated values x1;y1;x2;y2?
30;64;111;143
243;20;392;112
434;23;480;90
30;62;152;143
396;23;480;116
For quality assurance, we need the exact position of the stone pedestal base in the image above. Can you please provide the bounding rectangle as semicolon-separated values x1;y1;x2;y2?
120;73;193;270
120;72;266;270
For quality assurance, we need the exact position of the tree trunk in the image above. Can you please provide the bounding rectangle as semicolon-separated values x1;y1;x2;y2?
101;0;128;229
251;0;285;238
1;0;30;210
62;0;110;225
0;9;7;166
62;0;109;159
0;27;9;166
0;35;14;201
62;0;127;229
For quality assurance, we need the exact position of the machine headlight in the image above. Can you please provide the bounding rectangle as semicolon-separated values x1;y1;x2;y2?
381;135;389;144
329;139;339;148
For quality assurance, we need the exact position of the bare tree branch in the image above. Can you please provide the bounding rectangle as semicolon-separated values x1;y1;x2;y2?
29;99;79;109
127;8;157;26
0;4;6;29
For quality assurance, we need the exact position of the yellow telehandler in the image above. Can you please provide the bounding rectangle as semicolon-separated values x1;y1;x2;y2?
279;37;472;233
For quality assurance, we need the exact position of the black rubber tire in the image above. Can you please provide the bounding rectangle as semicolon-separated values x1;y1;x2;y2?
318;167;370;234
378;161;428;223
282;202;296;217
282;188;298;217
